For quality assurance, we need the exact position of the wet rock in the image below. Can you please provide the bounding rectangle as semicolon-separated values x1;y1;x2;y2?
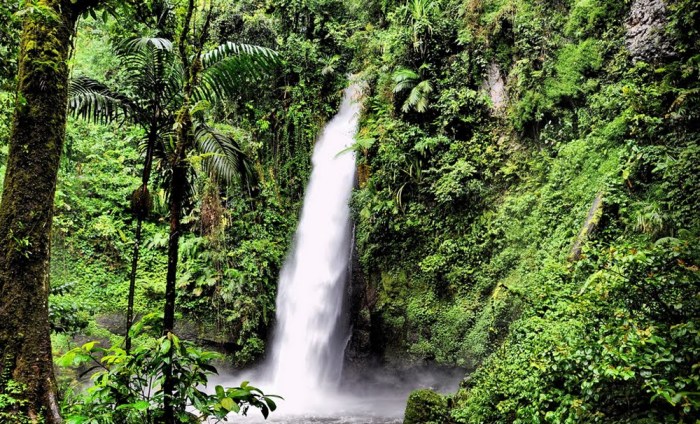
345;225;379;365
95;312;227;346
626;0;675;62
569;192;604;262
96;313;127;335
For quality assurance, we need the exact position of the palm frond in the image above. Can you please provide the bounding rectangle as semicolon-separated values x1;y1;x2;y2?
403;81;432;113
392;68;419;93
201;42;278;68
116;38;179;108
196;42;279;102
194;123;257;191
117;37;173;56
68;76;139;124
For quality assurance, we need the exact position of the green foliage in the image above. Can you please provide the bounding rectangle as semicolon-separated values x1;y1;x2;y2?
0;0;16;165
452;235;700;423
513;38;604;132
349;1;700;423
404;388;448;424
49;282;90;334
0;381;36;424
0;1;19;88
58;315;279;423
564;0;628;39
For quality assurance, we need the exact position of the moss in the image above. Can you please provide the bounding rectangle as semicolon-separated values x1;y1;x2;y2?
404;389;449;424
0;1;85;422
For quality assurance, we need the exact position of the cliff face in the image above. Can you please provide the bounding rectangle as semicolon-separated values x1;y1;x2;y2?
626;0;676;62
346;0;700;421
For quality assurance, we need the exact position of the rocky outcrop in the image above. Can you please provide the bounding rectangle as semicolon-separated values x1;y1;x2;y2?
95;313;231;348
404;389;449;424
481;63;507;113
626;0;675;62
344;228;377;365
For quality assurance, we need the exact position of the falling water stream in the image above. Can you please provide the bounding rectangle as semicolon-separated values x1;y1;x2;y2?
268;84;359;399
221;84;461;423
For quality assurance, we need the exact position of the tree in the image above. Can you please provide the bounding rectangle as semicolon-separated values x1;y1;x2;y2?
0;0;107;422
70;33;277;343
70;3;278;420
70;37;179;352
403;0;440;57
163;3;277;421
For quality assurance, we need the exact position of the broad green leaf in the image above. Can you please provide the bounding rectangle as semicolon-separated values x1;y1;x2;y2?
160;339;171;354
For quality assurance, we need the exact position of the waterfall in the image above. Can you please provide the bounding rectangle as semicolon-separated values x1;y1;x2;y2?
268;85;361;402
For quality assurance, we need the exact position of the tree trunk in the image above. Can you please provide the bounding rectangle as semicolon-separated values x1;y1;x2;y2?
0;2;81;422
163;161;187;335
125;123;157;353
124;217;142;353
162;121;190;424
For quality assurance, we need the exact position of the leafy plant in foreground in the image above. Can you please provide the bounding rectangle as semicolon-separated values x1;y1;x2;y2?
58;315;280;423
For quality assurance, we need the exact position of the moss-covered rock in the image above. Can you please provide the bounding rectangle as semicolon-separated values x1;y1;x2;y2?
403;389;449;424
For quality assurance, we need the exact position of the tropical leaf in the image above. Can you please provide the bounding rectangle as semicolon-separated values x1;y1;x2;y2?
392;68;420;93
194;124;257;190
201;42;278;68
117;37;173;55
393;68;432;113
196;42;280;102
412;79;433;113
68;76;139;124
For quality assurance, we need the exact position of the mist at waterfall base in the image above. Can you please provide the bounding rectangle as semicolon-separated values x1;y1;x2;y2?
215;86;463;422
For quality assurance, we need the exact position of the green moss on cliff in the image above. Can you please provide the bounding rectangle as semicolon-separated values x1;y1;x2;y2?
348;0;700;421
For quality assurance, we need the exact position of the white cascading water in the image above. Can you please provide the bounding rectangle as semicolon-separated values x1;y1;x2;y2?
268;85;361;405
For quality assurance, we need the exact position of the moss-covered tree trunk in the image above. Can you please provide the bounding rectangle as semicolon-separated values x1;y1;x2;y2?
161;3;209;421
0;1;102;422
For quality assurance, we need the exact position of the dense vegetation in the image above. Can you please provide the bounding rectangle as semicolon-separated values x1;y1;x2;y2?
349;0;699;422
0;0;698;422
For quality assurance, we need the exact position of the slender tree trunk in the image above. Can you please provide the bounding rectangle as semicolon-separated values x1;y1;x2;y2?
162;134;189;424
0;1;98;422
125;217;142;352
162;93;192;424
162;3;210;421
163;159;187;335
125;125;157;353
